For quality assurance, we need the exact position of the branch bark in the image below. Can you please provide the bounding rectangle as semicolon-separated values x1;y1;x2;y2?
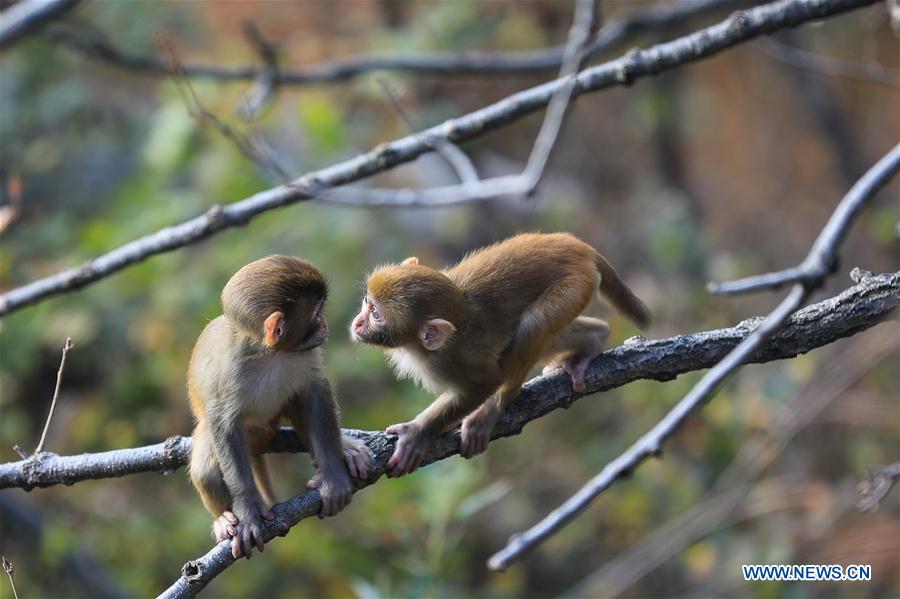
0;0;880;317
0;0;80;50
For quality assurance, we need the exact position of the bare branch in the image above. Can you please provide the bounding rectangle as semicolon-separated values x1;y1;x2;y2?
857;461;900;512
756;37;900;87
487;144;900;570
34;337;75;454
375;78;479;185
321;0;596;205
0;430;306;491
0;0;80;50
520;0;597;195
0;0;880;318
46;0;751;84
710;143;900;295
238;22;281;119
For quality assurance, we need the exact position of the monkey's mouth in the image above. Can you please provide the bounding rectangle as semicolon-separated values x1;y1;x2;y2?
297;313;329;351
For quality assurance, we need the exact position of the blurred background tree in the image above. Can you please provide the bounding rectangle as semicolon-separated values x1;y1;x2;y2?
0;1;897;597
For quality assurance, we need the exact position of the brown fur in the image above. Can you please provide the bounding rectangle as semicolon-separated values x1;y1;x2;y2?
351;233;650;475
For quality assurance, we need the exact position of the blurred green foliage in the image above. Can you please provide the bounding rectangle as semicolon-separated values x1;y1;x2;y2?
0;2;897;598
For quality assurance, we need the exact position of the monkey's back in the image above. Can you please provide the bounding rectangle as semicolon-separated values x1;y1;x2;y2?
444;232;598;341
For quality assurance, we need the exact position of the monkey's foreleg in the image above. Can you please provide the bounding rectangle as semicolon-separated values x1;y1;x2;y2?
304;379;354;518
388;389;487;476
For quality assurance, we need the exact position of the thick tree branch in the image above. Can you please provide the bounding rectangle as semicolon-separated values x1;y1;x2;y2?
0;0;879;317
48;0;751;84
0;0;80;50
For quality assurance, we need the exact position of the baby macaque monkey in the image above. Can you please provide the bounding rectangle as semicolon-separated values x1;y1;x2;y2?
188;255;372;559
351;233;650;477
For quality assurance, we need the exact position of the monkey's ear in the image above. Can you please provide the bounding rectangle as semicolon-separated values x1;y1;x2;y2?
264;311;286;347
402;256;419;266
418;318;455;351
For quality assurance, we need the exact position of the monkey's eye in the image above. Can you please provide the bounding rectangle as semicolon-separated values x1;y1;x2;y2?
370;304;381;321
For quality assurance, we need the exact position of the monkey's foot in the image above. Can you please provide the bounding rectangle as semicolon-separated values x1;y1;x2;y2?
385;421;428;477
562;353;600;392
460;405;500;458
231;500;274;559
212;511;238;542
543;355;595;392
341;434;374;479
307;469;353;518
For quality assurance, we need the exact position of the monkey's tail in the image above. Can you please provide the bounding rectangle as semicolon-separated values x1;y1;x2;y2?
595;253;652;330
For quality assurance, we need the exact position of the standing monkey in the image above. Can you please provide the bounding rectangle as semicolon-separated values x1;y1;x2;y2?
188;256;372;558
350;233;650;477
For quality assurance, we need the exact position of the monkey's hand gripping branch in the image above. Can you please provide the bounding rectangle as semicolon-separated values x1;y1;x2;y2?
149;270;899;599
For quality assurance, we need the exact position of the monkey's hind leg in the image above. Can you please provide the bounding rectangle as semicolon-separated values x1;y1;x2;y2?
251;456;278;508
245;425;279;508
541;316;610;392
461;279;595;457
189;422;237;541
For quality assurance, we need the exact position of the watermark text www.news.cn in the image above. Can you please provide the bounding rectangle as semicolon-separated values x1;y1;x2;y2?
742;564;872;582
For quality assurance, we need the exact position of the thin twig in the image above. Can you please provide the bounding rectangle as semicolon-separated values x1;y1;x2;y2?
857;461;900;511
1;556;19;599
34;337;74;454
159;38;291;184
0;0;882;317
709;143;900;295
487;144;900;570
44;0;753;85
224;0;594;206
375;78;479;185
238;22;280;119
521;0;597;196
756;37;900;87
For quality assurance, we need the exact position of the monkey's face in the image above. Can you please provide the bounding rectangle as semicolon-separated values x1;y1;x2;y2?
350;294;397;347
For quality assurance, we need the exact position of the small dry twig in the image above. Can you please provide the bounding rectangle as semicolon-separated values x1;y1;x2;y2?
239;22;280;119
34;337;75;454
2;556;20;599
756;37;900;87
